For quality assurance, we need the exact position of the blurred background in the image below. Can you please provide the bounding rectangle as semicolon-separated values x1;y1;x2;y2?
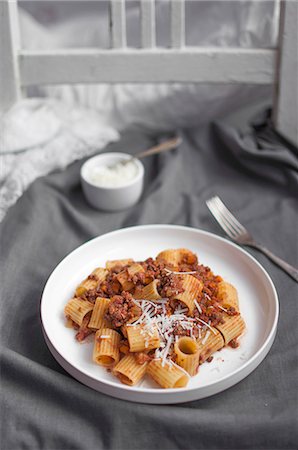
17;0;280;131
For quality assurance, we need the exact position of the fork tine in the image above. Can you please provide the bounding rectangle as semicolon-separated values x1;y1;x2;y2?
206;196;248;240
211;205;240;237
212;196;247;234
206;199;238;239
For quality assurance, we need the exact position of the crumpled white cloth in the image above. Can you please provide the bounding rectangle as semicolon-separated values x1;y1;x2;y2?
0;99;119;222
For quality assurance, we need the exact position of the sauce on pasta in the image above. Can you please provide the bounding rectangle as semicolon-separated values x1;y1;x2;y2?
64;248;246;388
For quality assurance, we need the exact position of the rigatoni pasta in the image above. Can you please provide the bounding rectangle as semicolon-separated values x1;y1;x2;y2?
64;248;246;389
105;258;134;270
93;328;121;366
156;248;197;270
88;297;111;330
196;327;225;364
75;267;108;296
134;279;161;300
126;324;160;352
172;274;203;314
174;337;200;376
147;359;189;388
217;281;239;311
113;354;148;385
116;263;145;291
215;314;246;346
64;298;93;326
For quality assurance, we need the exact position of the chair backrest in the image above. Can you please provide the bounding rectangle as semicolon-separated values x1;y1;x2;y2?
1;0;297;145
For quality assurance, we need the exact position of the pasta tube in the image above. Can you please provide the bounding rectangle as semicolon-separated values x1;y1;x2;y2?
106;259;134;270
217;281;239;311
64;298;93;326
121;324;128;338
173;275;203;314
75;267;108;296
116;263;145;291
174;337;200;376
134;280;161;300
120;315;140;338
147;359;189;388
88;297;111;330
113;354;148;385
215;314;245;345
119;340;130;355
156;248;197;270
196;327;224;364
126;324;160;352
93;328;121;366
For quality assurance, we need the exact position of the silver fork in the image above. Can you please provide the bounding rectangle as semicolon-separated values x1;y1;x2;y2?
206;195;298;283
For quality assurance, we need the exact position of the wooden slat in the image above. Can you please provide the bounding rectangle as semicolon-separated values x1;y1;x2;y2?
274;1;298;146
0;0;21;111
110;0;126;48
171;0;185;48
141;0;156;48
19;48;275;85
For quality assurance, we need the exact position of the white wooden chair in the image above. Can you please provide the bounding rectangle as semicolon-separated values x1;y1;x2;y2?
1;0;297;146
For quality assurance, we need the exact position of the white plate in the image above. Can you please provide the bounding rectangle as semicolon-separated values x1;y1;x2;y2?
41;225;279;404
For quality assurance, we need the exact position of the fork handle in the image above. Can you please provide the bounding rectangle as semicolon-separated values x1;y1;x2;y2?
246;242;298;282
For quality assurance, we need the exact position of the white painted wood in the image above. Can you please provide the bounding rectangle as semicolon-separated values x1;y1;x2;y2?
141;0;156;48
3;0;297;155
19;48;275;85
0;0;21;111
274;1;298;146
171;0;185;48
110;0;126;48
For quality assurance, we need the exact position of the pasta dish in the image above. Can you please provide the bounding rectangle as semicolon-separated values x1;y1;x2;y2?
64;248;245;388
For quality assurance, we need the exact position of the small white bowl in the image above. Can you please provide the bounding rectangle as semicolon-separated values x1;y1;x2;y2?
80;152;144;211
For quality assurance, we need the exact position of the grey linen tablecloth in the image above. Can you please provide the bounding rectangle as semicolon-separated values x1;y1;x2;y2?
1;112;298;450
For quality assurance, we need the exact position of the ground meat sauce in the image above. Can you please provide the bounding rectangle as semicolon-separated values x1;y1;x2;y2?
100;272;121;297
158;273;184;298
141;258;166;279
110;264;129;275
178;252;198;271
193;299;226;328
182;263;241;328
225;306;238;316
87;273;98;281
134;352;154;365
172;323;199;339
105;292;142;328
193;263;222;297
228;338;239;348
80;288;107;303
127;270;146;286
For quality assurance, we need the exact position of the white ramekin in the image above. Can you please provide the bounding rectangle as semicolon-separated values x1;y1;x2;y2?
80;152;144;211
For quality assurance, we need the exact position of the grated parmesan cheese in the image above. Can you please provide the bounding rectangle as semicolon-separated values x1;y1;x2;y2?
197;318;217;334
217;304;228;313
194;299;202;314
87;160;139;188
201;330;211;345
132;299;204;366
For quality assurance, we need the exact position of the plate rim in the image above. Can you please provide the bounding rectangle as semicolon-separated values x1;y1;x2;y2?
40;224;279;398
